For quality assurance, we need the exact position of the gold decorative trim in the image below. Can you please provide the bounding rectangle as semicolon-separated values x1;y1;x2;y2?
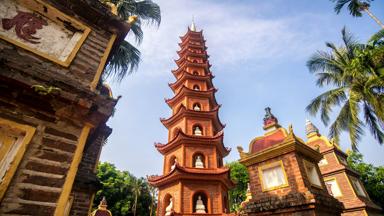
54;124;92;216
0;118;36;201
258;160;289;192
90;34;117;91
1;0;91;67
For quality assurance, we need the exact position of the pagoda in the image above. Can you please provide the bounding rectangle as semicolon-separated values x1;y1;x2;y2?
305;120;382;215
148;22;234;215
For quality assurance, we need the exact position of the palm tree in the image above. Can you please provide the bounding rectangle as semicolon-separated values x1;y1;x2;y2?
306;27;384;150
101;0;161;81
331;0;384;29
132;178;142;216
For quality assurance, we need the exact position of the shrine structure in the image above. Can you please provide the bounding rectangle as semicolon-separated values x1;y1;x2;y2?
238;108;343;215
148;23;234;215
0;0;132;215
305;120;382;215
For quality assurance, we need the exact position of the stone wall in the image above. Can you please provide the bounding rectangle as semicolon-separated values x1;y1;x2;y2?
0;0;124;214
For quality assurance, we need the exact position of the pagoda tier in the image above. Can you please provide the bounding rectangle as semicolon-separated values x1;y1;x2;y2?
147;163;234;189
171;64;212;78
165;86;219;108
168;71;214;93
154;129;230;156
160;104;225;131
148;24;233;215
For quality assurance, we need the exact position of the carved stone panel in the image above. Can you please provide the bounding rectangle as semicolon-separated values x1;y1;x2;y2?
0;0;90;66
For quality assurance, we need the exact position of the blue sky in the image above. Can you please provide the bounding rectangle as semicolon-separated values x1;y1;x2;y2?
101;0;384;177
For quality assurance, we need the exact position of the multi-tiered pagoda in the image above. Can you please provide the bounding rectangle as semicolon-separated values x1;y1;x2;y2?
148;23;234;215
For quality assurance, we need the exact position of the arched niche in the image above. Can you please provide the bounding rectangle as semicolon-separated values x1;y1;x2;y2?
192;191;209;213
192;152;206;168
193;103;201;111
169;155;177;172
163;193;172;216
193;84;200;91
192;124;203;136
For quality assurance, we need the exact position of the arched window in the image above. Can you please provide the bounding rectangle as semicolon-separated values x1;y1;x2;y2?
193;153;205;168
193;192;208;213
164;194;173;216
193;85;200;91
193;125;202;136
192;59;198;63
193;71;199;75
193;103;201;111
169;155;177;171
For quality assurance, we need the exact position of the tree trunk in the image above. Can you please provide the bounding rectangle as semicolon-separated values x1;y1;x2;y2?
134;194;138;216
363;8;384;29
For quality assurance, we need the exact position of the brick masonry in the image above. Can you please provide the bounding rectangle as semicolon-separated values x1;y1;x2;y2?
0;0;129;215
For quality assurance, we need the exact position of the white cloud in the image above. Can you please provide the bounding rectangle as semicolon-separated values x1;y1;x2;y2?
124;0;330;78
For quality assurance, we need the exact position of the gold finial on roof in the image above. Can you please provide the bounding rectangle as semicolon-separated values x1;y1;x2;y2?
191;16;196;31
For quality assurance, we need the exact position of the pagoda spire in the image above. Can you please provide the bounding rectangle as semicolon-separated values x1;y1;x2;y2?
191;16;196;31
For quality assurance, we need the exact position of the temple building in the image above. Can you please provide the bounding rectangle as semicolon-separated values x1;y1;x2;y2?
0;0;130;215
148;23;234;215
305;120;382;215
237;108;343;215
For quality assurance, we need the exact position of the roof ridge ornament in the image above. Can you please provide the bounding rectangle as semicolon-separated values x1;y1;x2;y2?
263;107;280;131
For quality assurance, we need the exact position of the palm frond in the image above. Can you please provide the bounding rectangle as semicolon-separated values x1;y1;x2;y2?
368;29;384;45
329;100;351;144
306;87;347;125
363;103;384;144
104;40;141;81
348;92;364;150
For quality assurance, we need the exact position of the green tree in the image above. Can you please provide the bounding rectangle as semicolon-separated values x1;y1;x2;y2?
306;27;384;150
331;0;384;29
100;0;161;81
227;161;249;213
347;151;384;208
94;162;153;216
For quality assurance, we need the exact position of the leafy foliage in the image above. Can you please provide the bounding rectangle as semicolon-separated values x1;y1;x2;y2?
101;0;161;81
347;151;384;208
331;0;372;17
227;161;249;213
93;162;156;216
306;27;384;150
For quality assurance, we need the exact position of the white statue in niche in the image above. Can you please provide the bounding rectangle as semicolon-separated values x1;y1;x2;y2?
195;195;206;213
171;158;177;170
195;155;204;168
165;197;173;216
194;126;202;136
193;104;201;111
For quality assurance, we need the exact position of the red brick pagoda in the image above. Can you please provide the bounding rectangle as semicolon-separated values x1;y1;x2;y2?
148;23;234;215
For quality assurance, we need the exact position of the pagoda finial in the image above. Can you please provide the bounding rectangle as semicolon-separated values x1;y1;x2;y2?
191;16;196;31
305;119;319;137
263;107;279;131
